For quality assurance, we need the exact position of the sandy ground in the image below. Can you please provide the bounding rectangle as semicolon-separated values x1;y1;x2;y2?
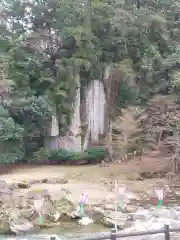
0;163;168;204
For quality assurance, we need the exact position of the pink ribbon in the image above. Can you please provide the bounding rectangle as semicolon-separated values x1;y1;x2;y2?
79;191;88;204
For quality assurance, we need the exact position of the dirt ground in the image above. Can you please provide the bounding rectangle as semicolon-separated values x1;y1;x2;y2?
0;160;169;197
0;148;173;204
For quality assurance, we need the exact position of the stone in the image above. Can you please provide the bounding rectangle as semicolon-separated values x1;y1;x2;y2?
126;173;143;181
152;207;177;219
101;217;115;228
9;210;34;234
31;217;55;228
124;191;141;201
26;188;52;203
0;180;12;195
0;180;12;203
70;207;81;219
42;177;68;184
42;201;61;222
0;207;11;234
17;181;30;189
53;197;75;215
61;188;71;194
104;204;114;211
175;191;180;197
86;207;105;223
18;208;36;220
17;196;31;210
36;196;75;223
131;208;153;221
8;183;18;191
125;205;138;213
0;189;78;234
102;211;129;229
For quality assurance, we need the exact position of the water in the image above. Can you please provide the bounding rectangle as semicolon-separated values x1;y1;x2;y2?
40;222;108;234
0;221;109;240
2;194;180;239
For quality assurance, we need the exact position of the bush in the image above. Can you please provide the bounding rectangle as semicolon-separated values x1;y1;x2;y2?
29;147;50;164
84;147;106;163
0;106;25;163
48;148;85;164
48;148;74;163
32;146;106;165
9;96;54;157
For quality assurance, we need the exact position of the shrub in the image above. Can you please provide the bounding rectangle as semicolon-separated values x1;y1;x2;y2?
9;96;54;157
47;148;85;163
30;146;106;165
67;151;85;161
0;106;25;163
84;147;106;163
29;147;50;164
48;148;74;163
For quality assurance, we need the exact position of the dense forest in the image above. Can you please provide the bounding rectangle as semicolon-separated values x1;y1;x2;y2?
1;0;180;166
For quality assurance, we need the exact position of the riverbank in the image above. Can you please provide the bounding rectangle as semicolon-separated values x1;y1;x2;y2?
0;162;179;239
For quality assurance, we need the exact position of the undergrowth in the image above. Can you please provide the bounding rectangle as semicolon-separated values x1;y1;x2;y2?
30;147;106;164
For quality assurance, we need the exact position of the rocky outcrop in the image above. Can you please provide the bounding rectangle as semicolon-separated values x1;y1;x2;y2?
0;181;76;235
0;177;175;236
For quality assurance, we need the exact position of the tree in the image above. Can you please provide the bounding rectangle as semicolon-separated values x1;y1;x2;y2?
112;107;143;159
0;0;180;162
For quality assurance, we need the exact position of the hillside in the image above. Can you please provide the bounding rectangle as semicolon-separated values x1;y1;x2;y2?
0;0;180;170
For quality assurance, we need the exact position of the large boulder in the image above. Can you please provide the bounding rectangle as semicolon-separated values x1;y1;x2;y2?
0;205;11;234
101;211;133;229
42;177;68;184
25;188;75;224
9;210;34;235
0;203;34;235
0;183;77;234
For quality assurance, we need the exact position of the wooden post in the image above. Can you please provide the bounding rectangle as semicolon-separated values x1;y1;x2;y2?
164;224;170;240
157;127;163;151
114;180;117;231
111;228;117;240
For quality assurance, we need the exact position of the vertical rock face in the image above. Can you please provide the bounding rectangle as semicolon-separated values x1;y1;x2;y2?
83;80;106;149
103;65;113;156
46;115;59;150
57;73;82;152
46;73;109;152
50;116;59;137
68;73;81;152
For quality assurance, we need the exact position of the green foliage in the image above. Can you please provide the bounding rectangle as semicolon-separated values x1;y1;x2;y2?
84;147;106;163
0;140;25;163
9;96;53;156
0;105;10;118
0;105;25;163
116;81;136;108
16;96;53;134
31;147;106;164
0;117;24;140
1;0;180;161
1;0;176;110
48;148;85;163
30;147;50;164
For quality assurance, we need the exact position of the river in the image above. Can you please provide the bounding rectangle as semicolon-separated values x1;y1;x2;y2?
2;204;180;240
